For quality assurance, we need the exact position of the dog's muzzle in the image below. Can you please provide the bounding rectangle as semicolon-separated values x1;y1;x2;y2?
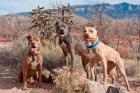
84;34;92;41
30;47;40;54
84;34;89;39
59;33;66;40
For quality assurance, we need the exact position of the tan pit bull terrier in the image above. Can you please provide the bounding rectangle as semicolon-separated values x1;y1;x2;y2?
83;26;131;91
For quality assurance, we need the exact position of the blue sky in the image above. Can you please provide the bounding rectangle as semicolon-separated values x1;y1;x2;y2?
0;0;140;15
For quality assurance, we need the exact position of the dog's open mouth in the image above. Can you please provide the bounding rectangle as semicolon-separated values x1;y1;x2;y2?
60;34;65;37
59;34;65;39
30;46;40;54
31;47;38;52
84;36;91;41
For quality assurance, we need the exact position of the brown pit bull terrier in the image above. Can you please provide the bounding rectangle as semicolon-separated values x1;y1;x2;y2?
83;26;131;91
18;35;43;90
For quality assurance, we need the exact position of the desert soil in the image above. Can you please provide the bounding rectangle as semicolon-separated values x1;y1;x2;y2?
0;65;63;93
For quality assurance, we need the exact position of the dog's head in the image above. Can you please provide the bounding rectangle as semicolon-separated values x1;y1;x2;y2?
55;21;69;38
83;26;98;42
26;35;41;54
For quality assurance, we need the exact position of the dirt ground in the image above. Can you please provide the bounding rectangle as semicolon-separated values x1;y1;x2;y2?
0;65;63;93
0;64;140;93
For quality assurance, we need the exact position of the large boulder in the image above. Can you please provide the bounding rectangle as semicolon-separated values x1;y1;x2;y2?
84;80;128;93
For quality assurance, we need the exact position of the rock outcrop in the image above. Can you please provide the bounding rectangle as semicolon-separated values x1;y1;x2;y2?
84;80;128;93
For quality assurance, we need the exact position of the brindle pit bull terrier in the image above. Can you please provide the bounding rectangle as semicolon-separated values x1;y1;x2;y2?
55;21;89;68
18;35;43;90
83;26;131;91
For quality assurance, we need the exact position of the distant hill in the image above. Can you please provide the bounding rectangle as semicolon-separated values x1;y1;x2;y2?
16;2;140;19
71;2;140;19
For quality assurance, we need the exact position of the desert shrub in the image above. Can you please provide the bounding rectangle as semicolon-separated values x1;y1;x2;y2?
127;52;140;60
52;67;86;93
41;40;66;69
0;38;28;70
124;59;138;76
123;52;140;76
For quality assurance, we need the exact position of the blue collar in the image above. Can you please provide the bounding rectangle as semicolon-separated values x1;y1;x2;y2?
86;39;100;48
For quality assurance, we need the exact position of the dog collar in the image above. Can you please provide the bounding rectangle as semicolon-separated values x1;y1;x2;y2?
86;39;100;48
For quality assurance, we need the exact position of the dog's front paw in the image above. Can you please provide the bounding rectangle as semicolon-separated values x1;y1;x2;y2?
36;82;42;88
100;81;106;85
22;86;29;90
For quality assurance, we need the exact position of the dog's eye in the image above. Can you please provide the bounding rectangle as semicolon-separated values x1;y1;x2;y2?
90;30;94;33
83;30;86;32
36;39;39;41
63;25;65;27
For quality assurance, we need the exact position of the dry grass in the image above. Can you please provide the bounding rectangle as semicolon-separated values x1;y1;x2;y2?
41;41;66;70
0;39;27;70
124;59;137;76
123;52;140;76
52;67;86;93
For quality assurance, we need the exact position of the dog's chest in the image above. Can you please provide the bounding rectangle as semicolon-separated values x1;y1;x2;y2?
30;60;39;70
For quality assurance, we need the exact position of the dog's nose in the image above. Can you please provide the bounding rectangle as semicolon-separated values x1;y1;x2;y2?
85;34;89;39
60;29;64;34
32;43;36;48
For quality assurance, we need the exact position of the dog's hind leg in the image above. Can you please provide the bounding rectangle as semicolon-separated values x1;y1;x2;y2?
65;56;69;66
70;48;75;68
107;61;116;84
22;68;28;90
61;47;69;66
108;72;115;84
117;58;131;91
18;71;23;83
100;58;107;84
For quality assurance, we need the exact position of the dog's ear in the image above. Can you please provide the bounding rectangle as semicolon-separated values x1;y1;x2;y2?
82;26;86;31
39;35;46;45
94;26;99;31
26;35;32;41
55;21;59;27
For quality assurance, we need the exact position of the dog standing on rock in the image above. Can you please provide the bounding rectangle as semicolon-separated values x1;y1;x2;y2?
55;21;89;68
18;35;43;90
83;26;131;91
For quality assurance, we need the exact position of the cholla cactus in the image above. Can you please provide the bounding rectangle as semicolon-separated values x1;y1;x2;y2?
30;4;75;40
60;4;75;31
30;6;57;39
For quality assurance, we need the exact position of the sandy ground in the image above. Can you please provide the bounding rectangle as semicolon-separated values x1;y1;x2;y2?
0;65;63;93
1;64;140;93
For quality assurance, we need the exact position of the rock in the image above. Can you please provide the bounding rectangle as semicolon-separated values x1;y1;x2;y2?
42;68;52;82
84;80;128;93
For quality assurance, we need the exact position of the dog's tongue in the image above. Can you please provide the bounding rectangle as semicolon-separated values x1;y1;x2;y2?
31;48;37;52
60;34;65;37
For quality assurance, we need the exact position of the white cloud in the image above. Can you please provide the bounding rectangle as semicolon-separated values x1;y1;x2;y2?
0;0;49;14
